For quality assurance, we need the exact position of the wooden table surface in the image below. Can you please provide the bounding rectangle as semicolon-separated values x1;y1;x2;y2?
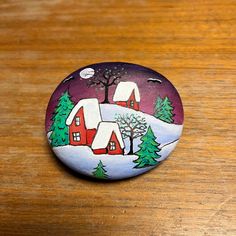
1;1;235;235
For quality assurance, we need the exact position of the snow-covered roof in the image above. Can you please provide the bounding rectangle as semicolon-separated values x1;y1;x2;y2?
113;81;140;102
66;98;101;129
91;122;125;149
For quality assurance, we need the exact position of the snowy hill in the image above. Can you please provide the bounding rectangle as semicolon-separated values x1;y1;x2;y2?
53;140;178;180
50;104;183;180
100;104;183;153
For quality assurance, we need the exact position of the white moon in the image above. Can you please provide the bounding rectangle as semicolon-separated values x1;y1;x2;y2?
79;68;95;79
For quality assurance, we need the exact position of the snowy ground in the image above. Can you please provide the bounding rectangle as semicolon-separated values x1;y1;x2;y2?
53;141;178;180
100;104;183;154
49;104;183;179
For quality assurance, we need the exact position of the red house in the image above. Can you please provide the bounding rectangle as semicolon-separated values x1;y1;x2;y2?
66;98;102;146
113;81;140;111
91;122;125;155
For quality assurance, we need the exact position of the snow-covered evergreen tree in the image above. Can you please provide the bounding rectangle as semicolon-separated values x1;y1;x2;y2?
49;91;74;147
92;160;108;179
134;126;161;168
154;96;174;124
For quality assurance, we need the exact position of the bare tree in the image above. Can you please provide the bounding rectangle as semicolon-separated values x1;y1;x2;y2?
87;66;127;103
115;113;147;154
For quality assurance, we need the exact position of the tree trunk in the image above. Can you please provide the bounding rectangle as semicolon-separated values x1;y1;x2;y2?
128;136;134;154
102;85;110;103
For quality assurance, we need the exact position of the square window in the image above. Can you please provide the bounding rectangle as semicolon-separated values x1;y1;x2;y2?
75;117;80;126
109;141;116;150
73;132;81;141
130;100;134;107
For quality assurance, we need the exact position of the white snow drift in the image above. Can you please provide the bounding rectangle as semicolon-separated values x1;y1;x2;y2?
100;104;183;145
51;104;183;179
53;139;179;180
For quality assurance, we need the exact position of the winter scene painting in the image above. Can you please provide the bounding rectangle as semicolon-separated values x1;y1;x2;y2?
45;62;184;180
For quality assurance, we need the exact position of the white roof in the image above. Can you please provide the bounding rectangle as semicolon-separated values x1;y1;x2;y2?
91;122;125;149
113;81;140;102
66;98;101;129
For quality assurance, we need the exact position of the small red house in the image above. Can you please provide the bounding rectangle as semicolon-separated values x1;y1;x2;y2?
66;98;102;146
113;81;140;111
91;122;125;155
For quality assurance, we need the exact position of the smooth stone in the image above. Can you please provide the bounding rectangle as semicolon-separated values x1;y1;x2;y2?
45;62;184;180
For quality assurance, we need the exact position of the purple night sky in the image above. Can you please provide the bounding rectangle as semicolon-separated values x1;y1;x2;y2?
45;62;184;131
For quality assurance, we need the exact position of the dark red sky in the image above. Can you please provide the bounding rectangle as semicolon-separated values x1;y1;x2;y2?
45;62;184;131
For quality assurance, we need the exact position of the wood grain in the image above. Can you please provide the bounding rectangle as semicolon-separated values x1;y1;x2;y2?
0;1;235;235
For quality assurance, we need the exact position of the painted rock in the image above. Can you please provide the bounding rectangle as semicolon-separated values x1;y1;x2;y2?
45;62;184;180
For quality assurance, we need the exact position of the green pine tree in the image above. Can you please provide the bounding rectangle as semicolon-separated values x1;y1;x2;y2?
92;161;108;179
134;126;161;168
159;97;174;123
49;91;74;147
154;96;163;119
154;96;174;124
